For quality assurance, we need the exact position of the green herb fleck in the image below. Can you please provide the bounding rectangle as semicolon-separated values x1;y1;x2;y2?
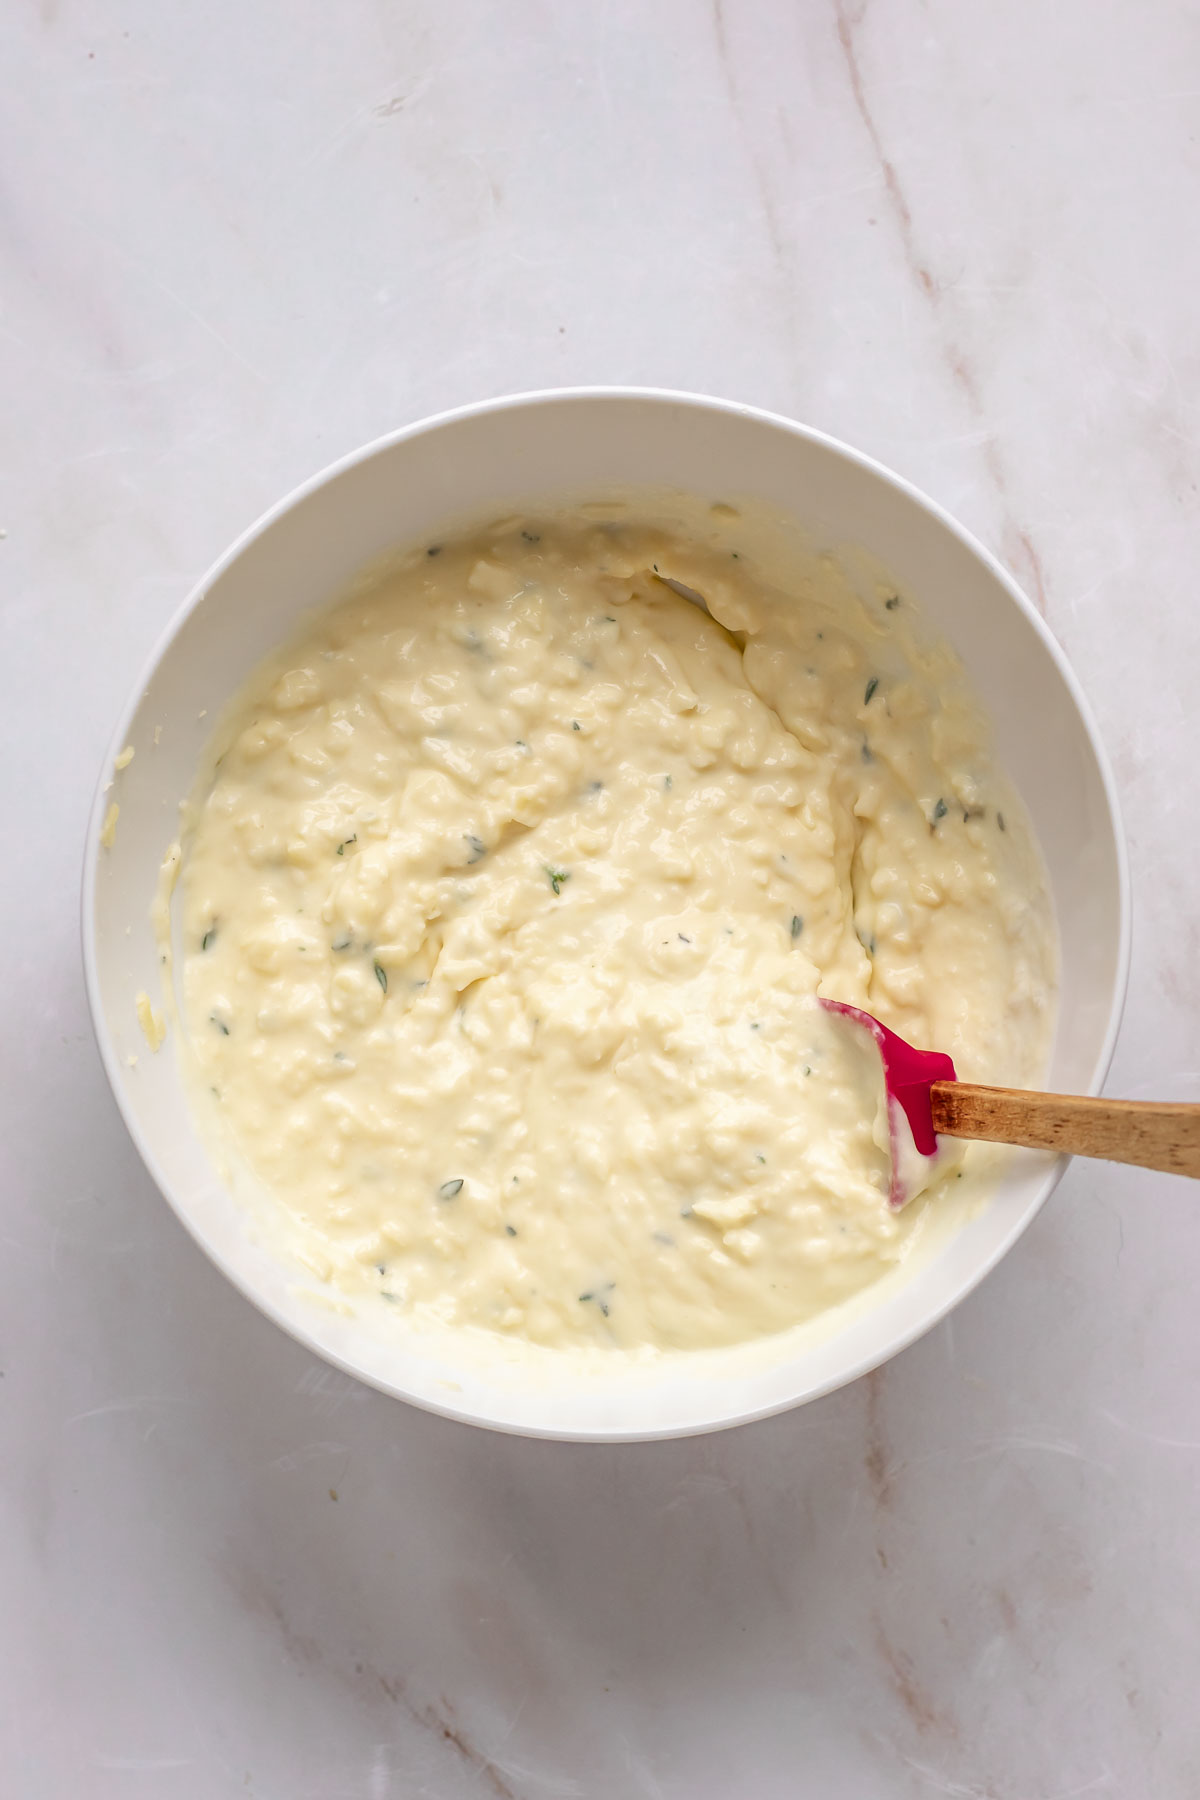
932;797;948;827
465;834;487;863
790;914;803;940
997;811;1006;831
803;1065;812;1076
336;833;357;856
332;934;352;952
885;593;901;610
731;550;740;559
210;1015;230;1035
505;1224;517;1236
572;720;581;731
864;676;879;705
374;961;388;992
545;866;570;895
426;544;442;557
664;774;673;790
201;926;217;951
862;739;873;763
604;616;616;623
756;1152;766;1164
678;933;691;944
521;529;541;543
438;1178;464;1200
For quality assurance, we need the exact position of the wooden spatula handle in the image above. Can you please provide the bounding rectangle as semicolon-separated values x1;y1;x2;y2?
930;1082;1200;1178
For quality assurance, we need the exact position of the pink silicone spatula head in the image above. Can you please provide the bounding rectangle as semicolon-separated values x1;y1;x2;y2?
819;999;957;1208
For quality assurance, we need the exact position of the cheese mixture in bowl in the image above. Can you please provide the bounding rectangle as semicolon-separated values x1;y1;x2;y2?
174;512;1056;1353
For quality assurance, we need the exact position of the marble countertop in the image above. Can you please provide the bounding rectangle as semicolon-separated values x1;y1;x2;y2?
5;1;1200;1793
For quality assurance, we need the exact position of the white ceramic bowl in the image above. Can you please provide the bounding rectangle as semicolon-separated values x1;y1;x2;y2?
83;389;1129;1440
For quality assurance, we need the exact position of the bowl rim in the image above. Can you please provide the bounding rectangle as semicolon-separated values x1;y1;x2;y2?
81;385;1132;1439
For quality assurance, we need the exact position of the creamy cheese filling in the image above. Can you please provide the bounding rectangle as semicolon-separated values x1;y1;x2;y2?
175;512;1056;1351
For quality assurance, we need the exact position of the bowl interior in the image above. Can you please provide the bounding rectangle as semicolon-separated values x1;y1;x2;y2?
84;391;1127;1439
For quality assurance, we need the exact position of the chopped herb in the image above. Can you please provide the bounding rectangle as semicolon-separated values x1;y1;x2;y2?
465;833;487;863
731;550;740;559
678;933;691;944
545;866;570;895
862;740;873;763
336;833;357;856
604;615;616;623
210;1015;230;1035
515;739;527;750
664;774;672;790
885;593;901;610
790;914;804;939
579;1291;592;1302
201;926;217;951
426;545;442;557
374;962;388;992
579;1286;613;1318
931;797;949;828
750;1022;761;1031
803;1065;812;1076
864;676;879;705
332;934;352;952
997;811;1007;831
756;1152;766;1164
505;1224;517;1236
652;564;659;572
572;720;581;730
521;529;541;543
438;1178;464;1200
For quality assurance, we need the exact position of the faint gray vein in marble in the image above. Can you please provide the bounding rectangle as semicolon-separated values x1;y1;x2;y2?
833;0;1051;612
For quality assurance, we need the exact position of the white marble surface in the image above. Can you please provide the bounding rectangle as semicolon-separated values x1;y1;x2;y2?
4;0;1200;1792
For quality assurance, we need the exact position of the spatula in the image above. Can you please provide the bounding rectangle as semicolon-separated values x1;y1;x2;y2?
820;998;1200;1208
